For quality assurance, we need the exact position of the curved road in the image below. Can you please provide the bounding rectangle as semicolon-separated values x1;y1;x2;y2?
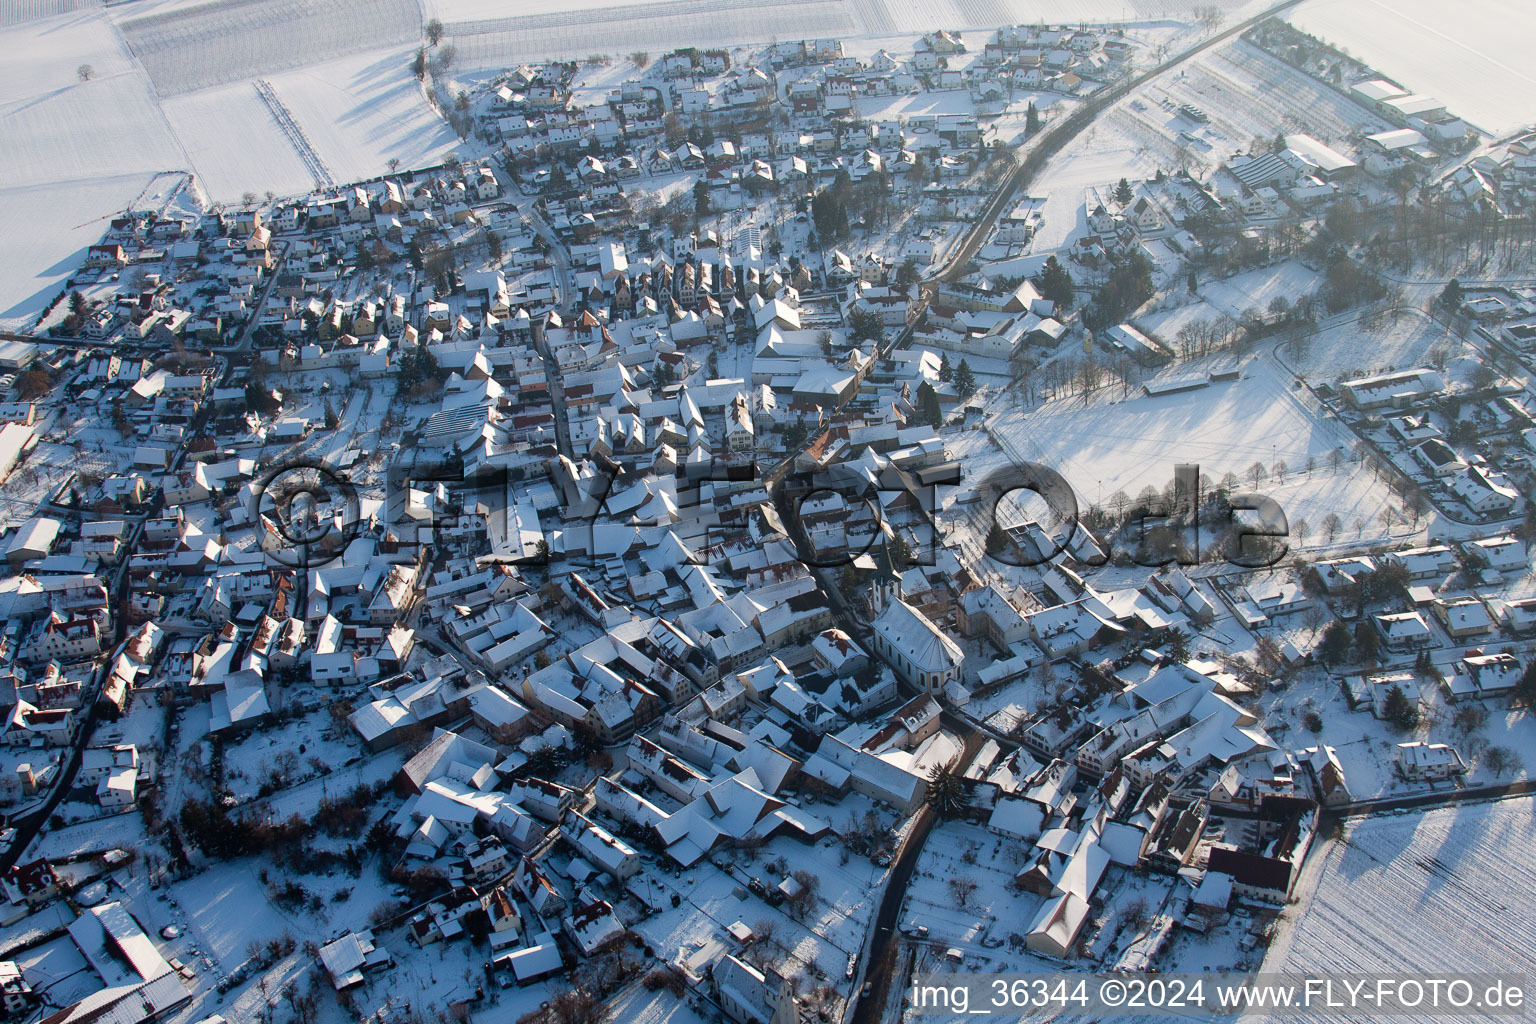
849;718;986;1024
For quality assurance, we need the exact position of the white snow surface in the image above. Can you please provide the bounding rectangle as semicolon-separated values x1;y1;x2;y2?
1258;797;1536;1020
1286;0;1536;135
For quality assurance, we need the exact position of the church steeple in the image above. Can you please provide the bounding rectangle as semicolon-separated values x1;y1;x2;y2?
868;537;902;616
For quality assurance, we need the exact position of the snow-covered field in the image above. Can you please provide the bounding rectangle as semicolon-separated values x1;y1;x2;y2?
157;42;458;201
1028;111;1172;251
0;0;458;327
0;11;186;189
981;357;1396;536
0;8;193;330
1286;0;1536;135
112;0;420;96
439;0;859;69
1260;797;1536;1017
1143;39;1388;159
160;81;319;200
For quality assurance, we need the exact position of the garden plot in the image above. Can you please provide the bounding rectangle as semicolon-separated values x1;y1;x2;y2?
634;828;889;984
1259;796;1536;1017
901;819;1063;966
1286;0;1536;135
1139;39;1388;162
112;0;421;97
26;813;149;862
0;441;114;531
221;709;339;801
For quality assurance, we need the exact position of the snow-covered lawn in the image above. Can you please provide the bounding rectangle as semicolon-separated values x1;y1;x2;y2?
1260;796;1536;1008
1286;0;1536;135
1285;309;1473;385
855;90;979;120
903;820;1046;951
1261;662;1536;802
1027;110;1172;252
171;866;303;971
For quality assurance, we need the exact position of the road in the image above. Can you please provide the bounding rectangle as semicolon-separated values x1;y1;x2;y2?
0;337;239;870
849;718;987;1024
926;0;1304;292
491;166;577;459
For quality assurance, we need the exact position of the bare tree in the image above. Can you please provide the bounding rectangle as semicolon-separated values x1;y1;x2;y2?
77;64;94;81
948;876;979;907
1484;746;1521;779
786;870;820;920
1321;513;1342;543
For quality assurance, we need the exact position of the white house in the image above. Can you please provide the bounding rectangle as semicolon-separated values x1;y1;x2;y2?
1395;741;1466;782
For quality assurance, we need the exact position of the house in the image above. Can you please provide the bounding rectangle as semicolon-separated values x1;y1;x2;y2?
1449;465;1520;515
1463;536;1527;573
1298;746;1352;806
317;931;392;990
1381;545;1457;580
707;954;797;1024
1024;891;1089;958
1444;651;1521;702
0;960;36;1019
1433;598;1493;639
1395;741;1466;782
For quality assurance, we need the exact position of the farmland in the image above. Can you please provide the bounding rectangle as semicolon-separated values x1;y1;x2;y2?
1258;797;1536;1019
1286;0;1536;135
112;0;421;96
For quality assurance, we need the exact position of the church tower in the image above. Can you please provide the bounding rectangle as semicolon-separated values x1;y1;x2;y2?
868;538;902;617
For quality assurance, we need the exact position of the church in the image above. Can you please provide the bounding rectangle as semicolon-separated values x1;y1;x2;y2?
866;543;965;693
